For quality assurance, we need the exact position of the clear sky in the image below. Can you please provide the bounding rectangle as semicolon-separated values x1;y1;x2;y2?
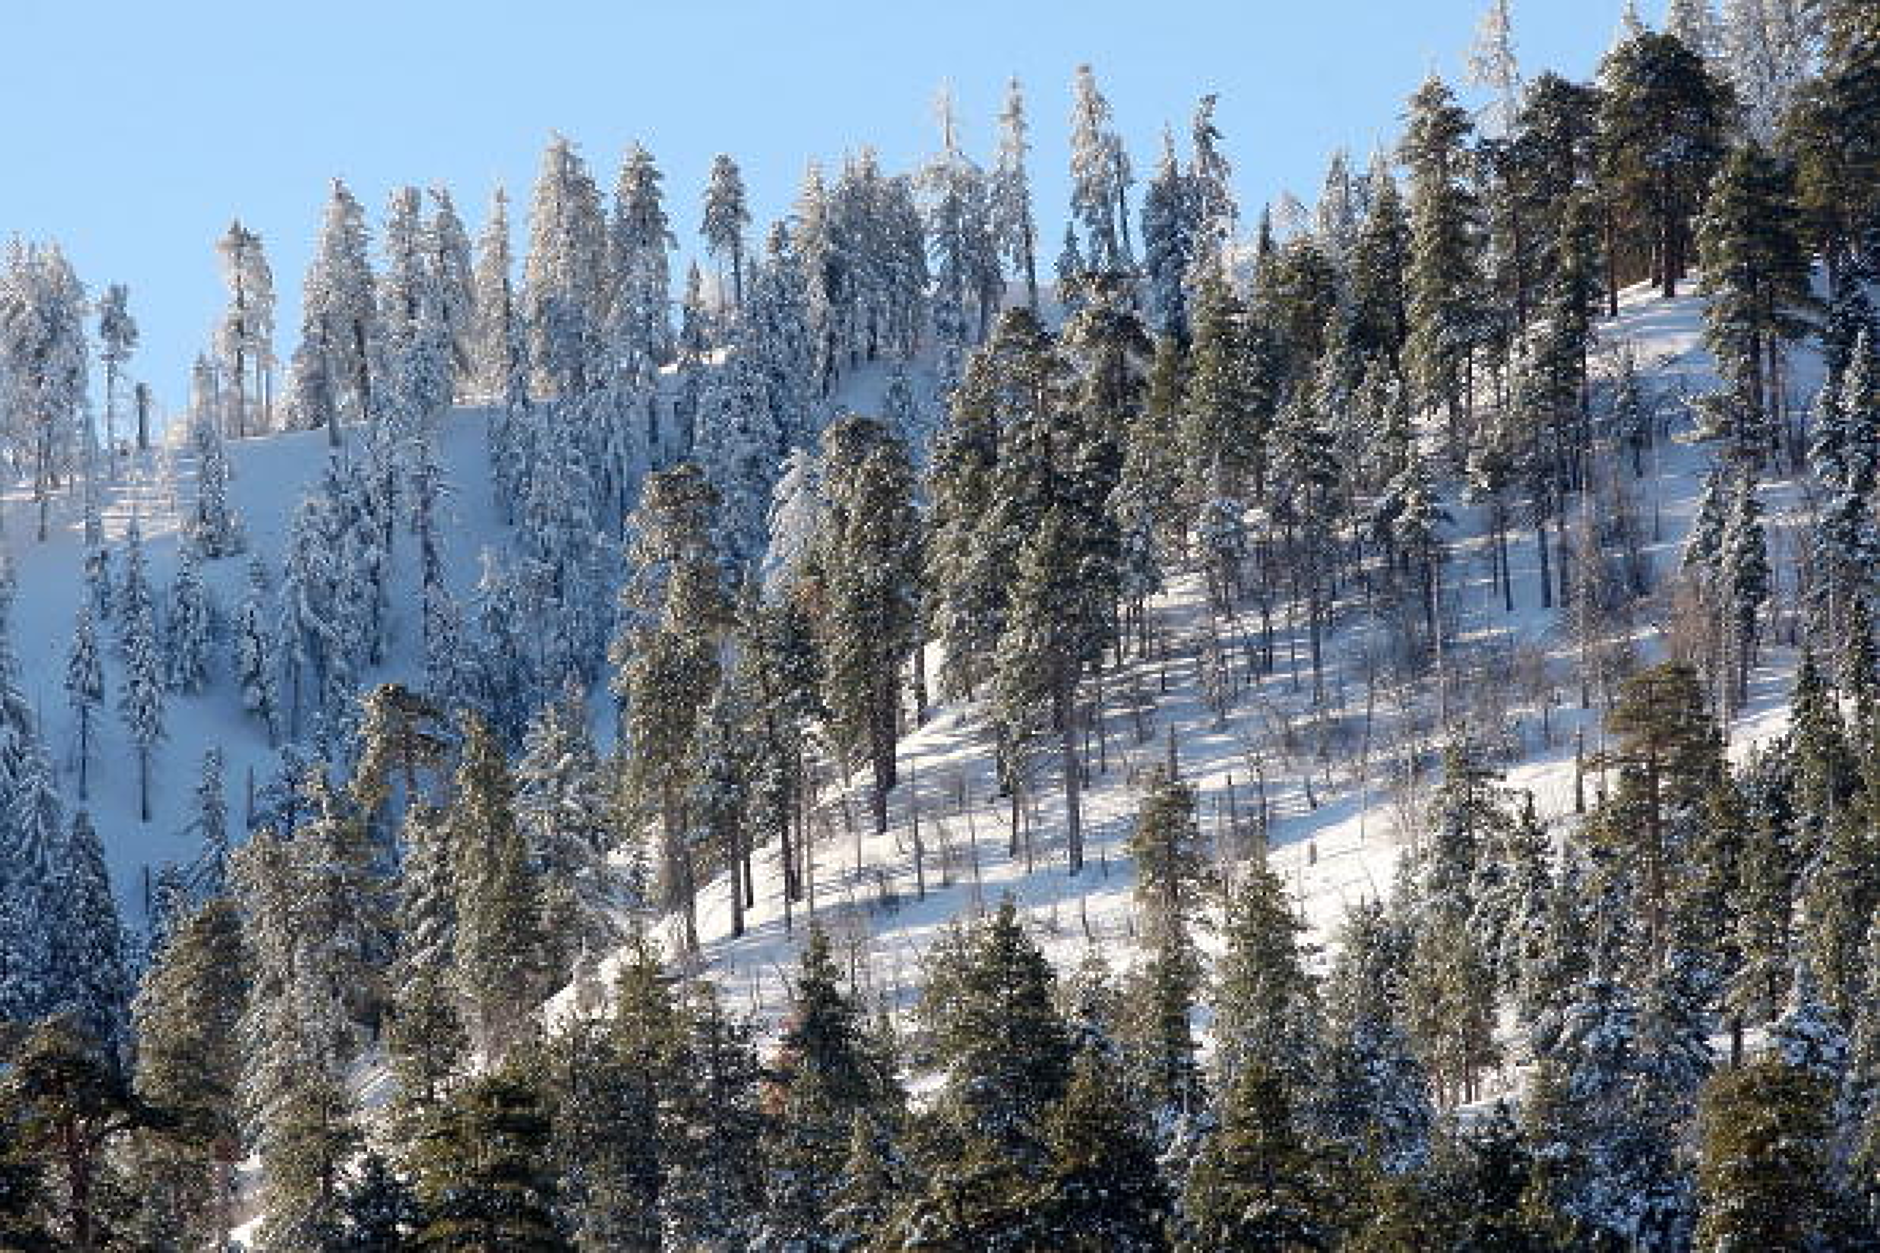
1;0;1626;412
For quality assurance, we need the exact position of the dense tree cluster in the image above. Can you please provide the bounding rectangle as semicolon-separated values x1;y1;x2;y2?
4;6;1880;1247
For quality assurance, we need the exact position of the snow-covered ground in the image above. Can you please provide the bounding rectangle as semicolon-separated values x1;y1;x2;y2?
6;278;1824;1118
552;276;1828;1115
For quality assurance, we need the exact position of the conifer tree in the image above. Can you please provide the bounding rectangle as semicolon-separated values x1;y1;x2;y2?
609;464;732;954
132;896;245;1250
703;153;752;310
1069;64;1134;270
451;712;550;1061
991;78;1040;309
1695;1056;1835;1250
1174;1061;1335;1253
1599;29;1731;299
1696;141;1815;464
118;547;165;822
64;601;102;801
760;927;896;1250
522;134;608;398
817;415;920;835
233;554;279;744
1124;768;1209;1117
165;539;216;695
293;179;379;439
1401;74;1484;455
410;1064;571;1251
1214;857;1319;1101
1028;1046;1172;1252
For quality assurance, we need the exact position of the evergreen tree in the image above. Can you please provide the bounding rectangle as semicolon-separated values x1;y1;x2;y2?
292;179;379;439
118;544;165;822
63;601;102;802
1069;64;1134;270
451;712;550;1061
409;1064;571;1252
1695;1056;1835;1251
1599;29;1731;299
1696;141;1815;464
522;134;608;398
702;153;752;310
817;415;920;835
609;464;732;955
132;896;245;1251
759;927;896;1250
990;77;1040;309
1028;1046;1172;1252
1174;1061;1336;1253
1400;74;1484;455
165;539;216;695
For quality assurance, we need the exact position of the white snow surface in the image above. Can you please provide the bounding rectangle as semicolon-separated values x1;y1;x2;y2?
6;279;1827;1115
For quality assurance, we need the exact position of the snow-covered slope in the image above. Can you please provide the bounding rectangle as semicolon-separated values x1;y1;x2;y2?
6;278;1820;1097
558;277;1827;1096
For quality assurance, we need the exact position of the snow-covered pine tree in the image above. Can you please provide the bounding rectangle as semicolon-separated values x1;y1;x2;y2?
165;538;216;695
119;538;166;822
609;465;732;954
44;809;132;1052
426;185;477;398
0;243;89;540
523;134;609;398
1141;129;1194;338
214;220;277;437
702;152;752;310
817;414;921;836
290;179;378;442
96;280;138;466
1068;64;1133;271
609;143;674;371
65;600;103;801
515;682;621;977
471;185;525;407
990;77;1040;309
186;396;246;558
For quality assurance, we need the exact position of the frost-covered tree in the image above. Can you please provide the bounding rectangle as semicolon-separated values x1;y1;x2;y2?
215;220;276;437
1068;64;1133;270
760;445;824;601
702;152;752;310
990;77;1040;308
610;143;674;371
426;186;477;397
290;179;378;441
516;681;622;977
523;133;608;397
118;530;165;822
65;600;103;801
165;539;216;695
96;280;137;465
471;185;525;405
609;464;732;954
0;241;91;540
1141;130;1194;338
693;351;784;573
1467;0;1523;137
187;398;246;557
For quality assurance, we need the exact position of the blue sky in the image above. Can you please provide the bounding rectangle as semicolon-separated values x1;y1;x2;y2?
2;0;1625;410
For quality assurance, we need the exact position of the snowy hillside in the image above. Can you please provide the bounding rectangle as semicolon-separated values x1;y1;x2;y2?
591;277;1828;1067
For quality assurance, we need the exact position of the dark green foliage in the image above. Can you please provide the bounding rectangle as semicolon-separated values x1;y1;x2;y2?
1174;1061;1337;1252
1695;1058;1835;1251
409;1063;570;1252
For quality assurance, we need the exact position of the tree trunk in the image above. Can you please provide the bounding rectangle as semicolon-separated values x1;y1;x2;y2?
1060;672;1083;875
